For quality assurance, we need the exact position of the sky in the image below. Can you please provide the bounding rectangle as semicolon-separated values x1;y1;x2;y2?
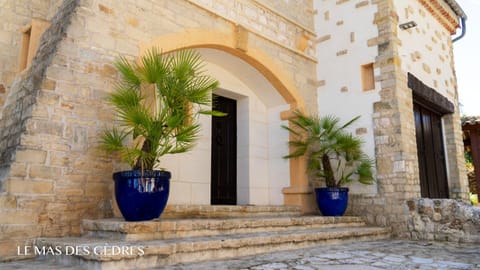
454;0;480;116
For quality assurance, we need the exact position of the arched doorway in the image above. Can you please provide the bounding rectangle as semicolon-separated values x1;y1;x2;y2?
139;30;310;209
200;48;291;205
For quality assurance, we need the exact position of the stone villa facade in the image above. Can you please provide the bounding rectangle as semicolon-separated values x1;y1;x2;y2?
0;0;469;260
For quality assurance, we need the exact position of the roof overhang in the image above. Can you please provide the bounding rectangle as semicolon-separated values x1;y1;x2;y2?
418;0;466;34
444;0;467;19
462;116;480;128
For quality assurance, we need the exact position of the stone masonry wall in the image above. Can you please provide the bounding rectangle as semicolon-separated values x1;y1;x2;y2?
347;0;468;238
315;1;424;234
0;0;80;259
0;0;76;177
443;112;470;199
0;0;317;260
256;0;314;29
395;0;468;200
345;0;421;238
407;199;480;243
0;0;63;109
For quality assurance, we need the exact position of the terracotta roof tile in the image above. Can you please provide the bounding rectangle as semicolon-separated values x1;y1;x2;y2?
461;116;480;126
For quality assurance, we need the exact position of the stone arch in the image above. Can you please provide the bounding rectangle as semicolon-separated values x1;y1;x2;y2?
138;29;313;212
139;29;305;113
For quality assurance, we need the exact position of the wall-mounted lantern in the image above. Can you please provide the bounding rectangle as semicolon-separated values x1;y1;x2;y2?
399;21;417;30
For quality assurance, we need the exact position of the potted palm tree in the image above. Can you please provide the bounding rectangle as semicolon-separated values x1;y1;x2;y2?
100;48;222;221
283;111;374;216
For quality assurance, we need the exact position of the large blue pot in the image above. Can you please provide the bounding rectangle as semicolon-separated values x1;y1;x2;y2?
315;187;349;216
113;170;170;221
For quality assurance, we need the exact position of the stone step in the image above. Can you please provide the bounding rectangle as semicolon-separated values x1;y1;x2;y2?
159;205;302;218
82;216;367;241
37;226;391;270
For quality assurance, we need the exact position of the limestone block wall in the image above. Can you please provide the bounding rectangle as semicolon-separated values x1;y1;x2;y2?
257;0;313;28
0;0;80;259
187;0;316;58
0;0;63;109
0;0;317;260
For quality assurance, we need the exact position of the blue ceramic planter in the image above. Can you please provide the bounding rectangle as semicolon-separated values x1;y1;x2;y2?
113;170;170;221
315;187;349;216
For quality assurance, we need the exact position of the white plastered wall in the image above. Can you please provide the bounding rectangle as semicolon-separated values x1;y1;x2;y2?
314;1;380;194
395;0;456;102
160;48;290;205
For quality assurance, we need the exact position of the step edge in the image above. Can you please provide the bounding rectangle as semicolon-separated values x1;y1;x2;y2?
81;216;366;233
38;226;391;261
83;222;369;241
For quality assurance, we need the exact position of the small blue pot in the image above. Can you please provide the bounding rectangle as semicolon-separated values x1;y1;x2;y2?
315;187;349;216
113;170;170;222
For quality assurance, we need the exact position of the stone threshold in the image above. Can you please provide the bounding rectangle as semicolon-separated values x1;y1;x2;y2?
160;204;302;218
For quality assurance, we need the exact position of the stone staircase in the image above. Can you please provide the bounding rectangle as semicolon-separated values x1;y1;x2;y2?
32;205;390;270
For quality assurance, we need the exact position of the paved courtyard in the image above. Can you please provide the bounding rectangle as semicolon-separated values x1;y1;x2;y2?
1;240;479;269
163;240;480;270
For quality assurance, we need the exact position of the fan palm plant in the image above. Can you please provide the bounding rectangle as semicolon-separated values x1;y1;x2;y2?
282;111;374;188
100;48;222;170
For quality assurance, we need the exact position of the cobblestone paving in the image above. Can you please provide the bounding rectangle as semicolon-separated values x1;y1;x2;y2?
163;240;480;270
1;240;479;269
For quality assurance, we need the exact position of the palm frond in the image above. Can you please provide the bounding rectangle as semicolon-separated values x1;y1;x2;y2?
99;127;129;152
357;157;375;185
170;50;203;80
281;124;301;137
100;48;221;170
114;57;141;87
199;110;227;117
340;115;361;129
283;111;374;188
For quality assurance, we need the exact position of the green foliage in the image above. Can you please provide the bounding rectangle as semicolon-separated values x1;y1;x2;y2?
465;149;473;164
282;111;374;188
100;48;223;170
471;193;479;205
465;150;474;173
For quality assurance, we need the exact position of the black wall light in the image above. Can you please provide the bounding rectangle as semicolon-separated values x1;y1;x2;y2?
399;21;417;30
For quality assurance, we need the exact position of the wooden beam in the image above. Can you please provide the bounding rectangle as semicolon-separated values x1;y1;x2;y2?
408;73;454;115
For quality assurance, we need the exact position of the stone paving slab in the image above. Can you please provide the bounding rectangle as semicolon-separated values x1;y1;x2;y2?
161;240;480;270
1;240;479;269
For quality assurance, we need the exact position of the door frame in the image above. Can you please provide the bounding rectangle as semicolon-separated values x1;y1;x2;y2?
413;101;449;198
408;73;452;199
